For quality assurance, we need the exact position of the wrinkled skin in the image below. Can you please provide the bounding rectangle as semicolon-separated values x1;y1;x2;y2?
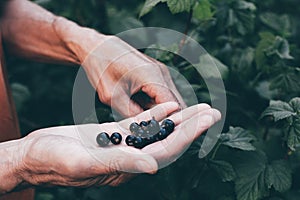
16;102;220;188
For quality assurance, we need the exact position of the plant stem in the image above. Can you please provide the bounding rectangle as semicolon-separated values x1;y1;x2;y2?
173;9;194;64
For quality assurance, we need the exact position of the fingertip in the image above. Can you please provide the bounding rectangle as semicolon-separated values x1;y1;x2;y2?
211;108;222;122
135;157;158;174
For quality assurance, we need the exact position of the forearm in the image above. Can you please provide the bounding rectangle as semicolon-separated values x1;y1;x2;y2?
0;0;106;65
0;139;23;194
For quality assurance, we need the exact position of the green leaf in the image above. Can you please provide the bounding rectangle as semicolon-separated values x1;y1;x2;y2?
264;36;293;59
234;1;256;35
255;32;276;71
139;0;167;17
196;54;229;79
289;97;300;112
233;151;269;200
166;0;196;14
235;1;256;11
270;71;300;93
260;12;291;37
255;81;277;100
193;0;214;21
261;100;296;122
287;117;300;151
266;160;292;193
209;160;236;182
220;127;256;151
232;47;255;75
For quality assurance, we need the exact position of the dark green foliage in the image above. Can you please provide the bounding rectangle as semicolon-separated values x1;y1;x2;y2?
5;0;300;199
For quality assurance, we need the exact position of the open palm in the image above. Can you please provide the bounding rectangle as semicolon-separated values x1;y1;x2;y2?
19;102;220;187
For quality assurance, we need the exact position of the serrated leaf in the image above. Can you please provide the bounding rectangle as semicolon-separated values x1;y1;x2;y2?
287;117;300;151
289;97;300;112
260;12;291;37
193;0;214;21
266;160;292;193
261;100;296;122
270;71;300;93
273;37;293;59
235;1;256;11
210;160;236;182
195;54;229;79
233;151;269;200
220;127;256;151
166;0;195;14
139;0;167;17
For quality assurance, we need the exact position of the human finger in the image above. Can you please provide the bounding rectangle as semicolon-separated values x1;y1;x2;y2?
143;108;221;166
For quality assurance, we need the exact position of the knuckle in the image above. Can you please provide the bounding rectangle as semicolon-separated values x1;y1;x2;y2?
99;93;112;104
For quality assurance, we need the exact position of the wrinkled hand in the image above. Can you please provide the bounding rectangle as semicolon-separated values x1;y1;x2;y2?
79;34;186;117
17;102;220;187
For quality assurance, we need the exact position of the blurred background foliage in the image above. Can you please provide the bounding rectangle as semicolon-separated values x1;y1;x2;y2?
5;0;300;199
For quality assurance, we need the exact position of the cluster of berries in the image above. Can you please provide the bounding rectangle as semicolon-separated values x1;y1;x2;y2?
126;118;175;149
96;117;175;149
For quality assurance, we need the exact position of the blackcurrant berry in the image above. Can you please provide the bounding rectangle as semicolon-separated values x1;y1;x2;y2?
110;132;122;145
133;136;145;149
161;119;175;134
125;135;136;146
157;128;169;140
133;128;145;137
129;122;139;133
139;121;148;128
147;118;160;135
143;135;157;146
96;132;110;147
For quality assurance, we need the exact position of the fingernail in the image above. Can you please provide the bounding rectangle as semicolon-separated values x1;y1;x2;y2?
135;160;157;174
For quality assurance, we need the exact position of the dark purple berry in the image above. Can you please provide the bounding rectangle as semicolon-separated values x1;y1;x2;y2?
147;118;160;135
129;122;140;133
96;132;110;147
125;135;136;146
110;132;122;145
161;119;175;134
139;121;148;128
132;128;144;137
133;137;145;149
157;128;169;140
143;135;157;145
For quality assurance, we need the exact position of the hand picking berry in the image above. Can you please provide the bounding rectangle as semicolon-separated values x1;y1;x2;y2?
110;132;122;145
96;132;110;147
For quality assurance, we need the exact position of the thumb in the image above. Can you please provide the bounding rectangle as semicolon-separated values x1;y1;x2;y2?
91;147;158;174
